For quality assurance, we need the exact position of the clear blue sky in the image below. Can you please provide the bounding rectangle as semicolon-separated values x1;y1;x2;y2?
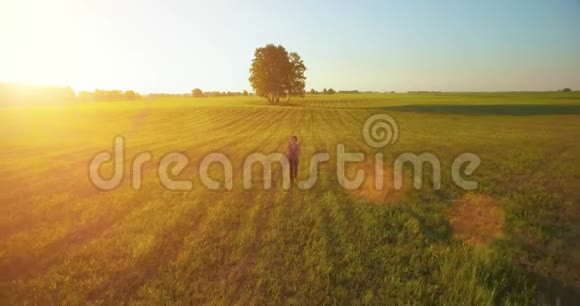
1;0;579;93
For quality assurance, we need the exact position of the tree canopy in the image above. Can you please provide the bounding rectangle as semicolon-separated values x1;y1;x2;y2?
192;88;204;97
249;44;306;104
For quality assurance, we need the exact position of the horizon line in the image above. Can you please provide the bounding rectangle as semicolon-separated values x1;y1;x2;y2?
0;80;576;95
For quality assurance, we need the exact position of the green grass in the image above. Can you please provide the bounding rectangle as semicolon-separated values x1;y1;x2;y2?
1;93;579;304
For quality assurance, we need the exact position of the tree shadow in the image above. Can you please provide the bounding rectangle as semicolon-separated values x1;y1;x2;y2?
524;271;580;306
382;104;580;115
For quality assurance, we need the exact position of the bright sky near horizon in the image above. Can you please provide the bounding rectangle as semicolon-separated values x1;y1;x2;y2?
1;0;579;93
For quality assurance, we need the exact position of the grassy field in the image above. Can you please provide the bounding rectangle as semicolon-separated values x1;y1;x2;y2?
1;93;579;304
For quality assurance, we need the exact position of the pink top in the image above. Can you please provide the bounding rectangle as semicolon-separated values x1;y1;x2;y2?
288;142;300;160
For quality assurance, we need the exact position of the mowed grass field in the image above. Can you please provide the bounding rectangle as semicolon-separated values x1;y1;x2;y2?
1;93;580;304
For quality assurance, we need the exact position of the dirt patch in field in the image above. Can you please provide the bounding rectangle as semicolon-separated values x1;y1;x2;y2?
447;193;504;246
345;160;406;204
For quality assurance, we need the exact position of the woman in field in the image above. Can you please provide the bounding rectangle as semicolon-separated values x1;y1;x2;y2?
288;136;300;184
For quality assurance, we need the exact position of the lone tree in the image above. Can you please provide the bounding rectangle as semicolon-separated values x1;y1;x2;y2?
249;44;306;104
192;88;203;97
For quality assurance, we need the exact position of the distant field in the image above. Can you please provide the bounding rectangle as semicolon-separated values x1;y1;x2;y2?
1;93;579;304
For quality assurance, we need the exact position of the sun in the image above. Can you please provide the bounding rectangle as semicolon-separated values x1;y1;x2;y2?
0;1;88;89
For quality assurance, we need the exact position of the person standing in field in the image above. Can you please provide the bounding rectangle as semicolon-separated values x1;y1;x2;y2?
288;136;300;184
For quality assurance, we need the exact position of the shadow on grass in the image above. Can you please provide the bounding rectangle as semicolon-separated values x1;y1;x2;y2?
532;274;580;306
382;104;580;115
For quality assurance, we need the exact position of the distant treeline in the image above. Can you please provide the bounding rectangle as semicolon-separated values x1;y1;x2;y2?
0;84;260;106
206;91;251;97
191;88;251;97
309;88;337;95
408;89;576;93
0;83;142;105
77;89;141;101
307;89;392;94
0;83;75;106
1;82;576;106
